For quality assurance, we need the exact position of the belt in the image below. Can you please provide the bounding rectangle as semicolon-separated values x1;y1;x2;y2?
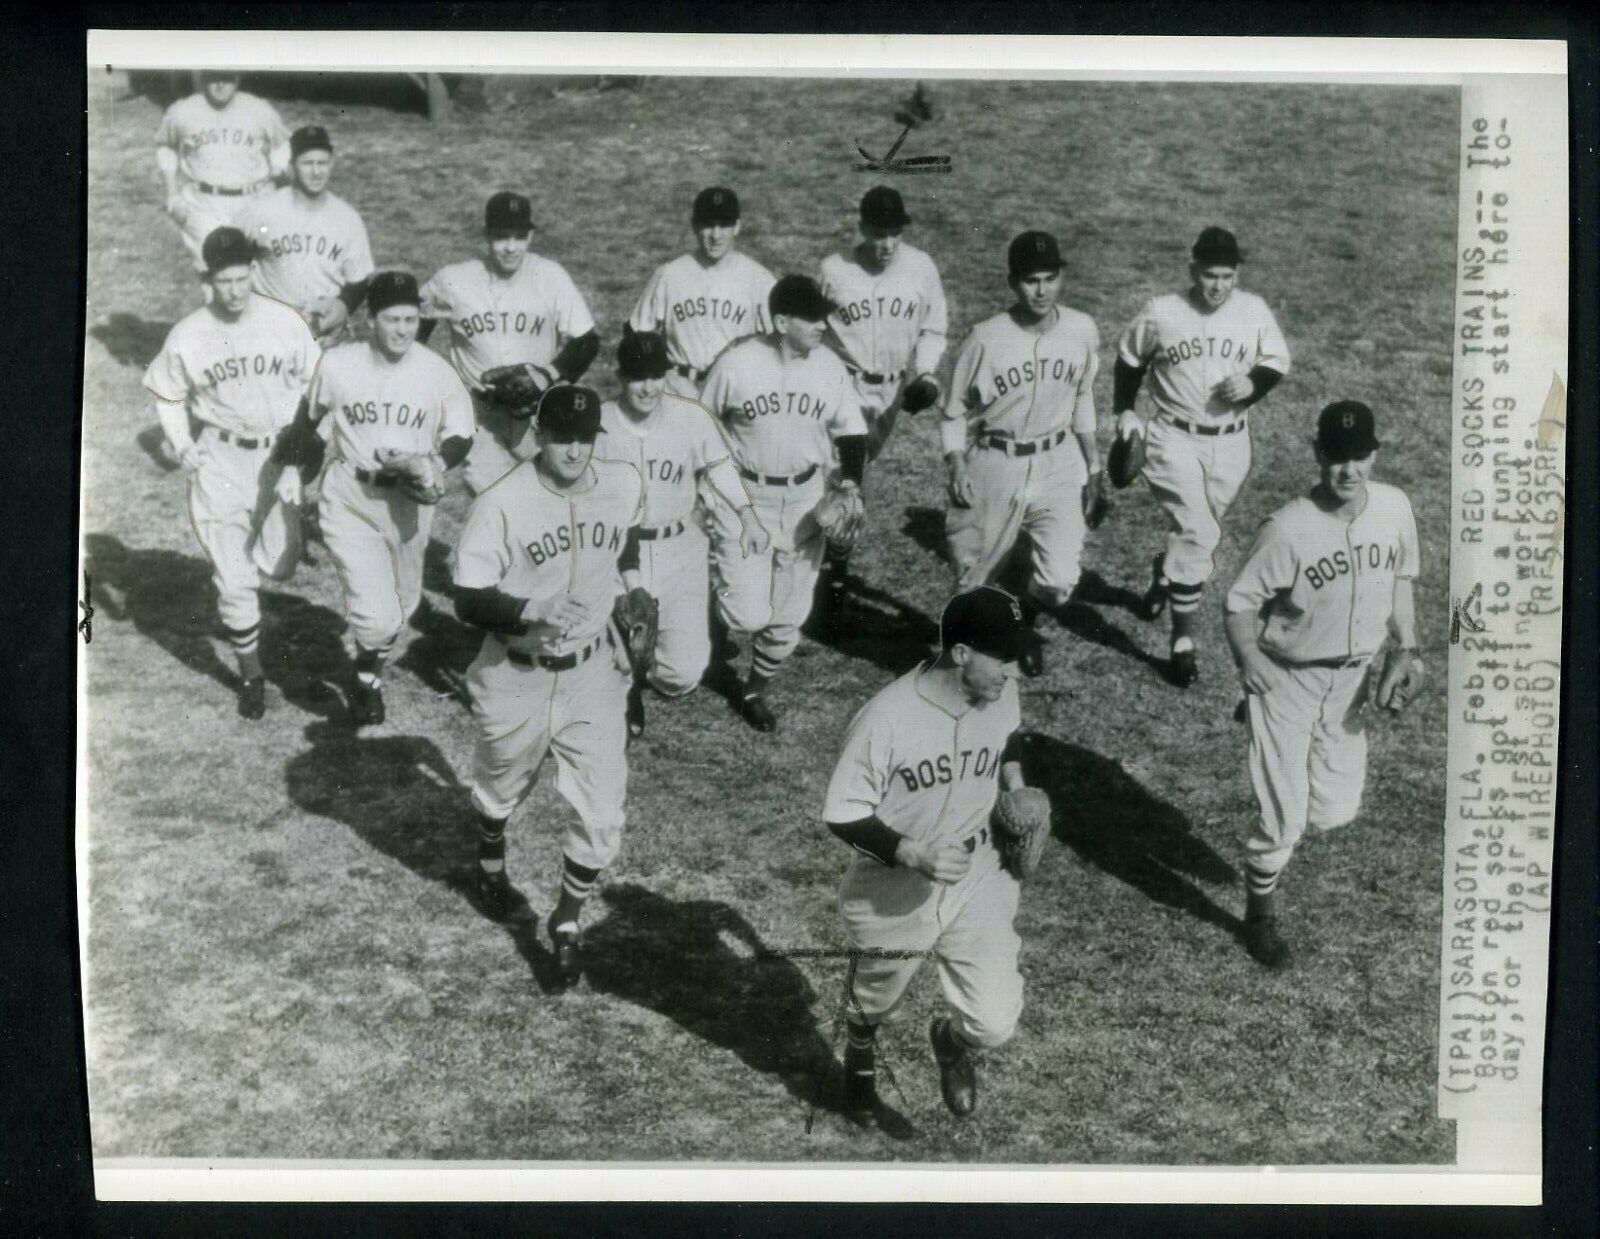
1294;653;1373;670
194;180;254;196
212;429;275;450
961;825;992;853
352;466;398;488
979;428;1068;457
1170;416;1247;437
738;463;818;488
674;363;707;383
847;364;904;386
505;633;605;672
639;520;686;541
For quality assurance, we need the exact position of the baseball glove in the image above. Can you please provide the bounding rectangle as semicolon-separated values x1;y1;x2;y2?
900;376;940;415
612;587;661;676
811;482;866;555
1082;469;1110;530
480;363;556;418
992;786;1052;880
1107;428;1147;489
1374;648;1426;713
374;447;446;505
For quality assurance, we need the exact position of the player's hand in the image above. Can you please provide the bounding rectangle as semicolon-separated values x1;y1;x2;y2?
175;440;207;473
274;467;303;507
898;838;972;886
1115;409;1146;441
945;454;975;509
530;594;592;638
737;506;771;557
307;297;349;338
165;192;189;223
1238;655;1282;697
1214;374;1255;404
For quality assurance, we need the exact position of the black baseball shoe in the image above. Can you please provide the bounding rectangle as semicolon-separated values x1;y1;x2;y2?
626;680;646;739
475;868;513;921
1168;645;1199;688
350;678;385;726
237;676;267;721
1139;554;1168;622
740;692;778;733
548;915;584;990
929;1017;977;1117
1244;915;1292;969
842;1043;914;1140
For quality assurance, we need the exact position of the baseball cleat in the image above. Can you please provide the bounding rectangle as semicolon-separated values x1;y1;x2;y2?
1244;915;1291;969
548;915;584;989
475;868;513;921
350;679;385;726
929;1017;977;1117
237;676;267;721
1168;646;1199;688
626;681;646;739
1139;554;1168;622
740;693;778;733
842;1046;914;1140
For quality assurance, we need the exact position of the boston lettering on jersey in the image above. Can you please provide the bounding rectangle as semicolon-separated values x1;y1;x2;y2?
525;520;627;567
1162;334;1256;368
201;352;289;388
1302;540;1402;590
186;127;261;152
670;296;750;327
454;312;549;342
643;456;689;487
894;744;1004;793
738;390;830;422
262;232;345;262
835;294;923;326
991;355;1084;398
340;400;434;428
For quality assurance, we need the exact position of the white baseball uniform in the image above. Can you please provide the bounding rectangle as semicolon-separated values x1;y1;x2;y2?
941;306;1100;606
1118;289;1290;587
593;393;751;696
699;337;867;680
155;91;289;271
236;186;375;338
144;295;319;636
1225;481;1420;892
421;255;597;492
307;341;475;655
824;666;1025;1050
628;252;775;396
452;458;644;870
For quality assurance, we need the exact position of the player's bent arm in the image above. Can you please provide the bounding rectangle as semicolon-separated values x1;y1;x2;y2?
337;279;371;315
155;147;180;205
998;760;1025;793
1234;365;1285;410
1388;577;1420;651
1112;358;1146;417
1075;430;1101;476
439;435;471;471
152;399;198;465
617;526;643;593
551;330;600;382
271;397;327;478
454;586;532;636
1223;608;1278;695
826;815;904;868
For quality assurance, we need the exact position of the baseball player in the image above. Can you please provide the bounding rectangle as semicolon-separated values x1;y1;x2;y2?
450;386;646;989
628;186;776;398
593;332;767;737
814;186;948;621
940;231;1102;676
1113;225;1291;687
235;125;375;344
286;271;475;725
698;274;869;732
154;71;289;277
420;191;600;493
1223;401;1421;968
822;586;1034;1127
143;227;319;720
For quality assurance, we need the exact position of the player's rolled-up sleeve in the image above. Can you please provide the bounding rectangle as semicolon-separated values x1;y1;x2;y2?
1116;302;1161;369
823;709;892;824
912;261;950;377
939;333;983;454
551;265;597;342
419;272;452;322
438;363;477;443
626;265;667;334
750;265;777;337
142;339;189;406
342;218;376;285
1072;324;1101;435
452;501;515;590
1396;492;1421;580
827;369;869;439
1225;517;1297;613
1256;304;1291;375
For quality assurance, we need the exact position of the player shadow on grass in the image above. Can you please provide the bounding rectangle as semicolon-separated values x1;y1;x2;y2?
84;533;350;720
582;883;854;1123
282;720;576;993
1013;731;1246;940
391;541;481;708
89;313;173;369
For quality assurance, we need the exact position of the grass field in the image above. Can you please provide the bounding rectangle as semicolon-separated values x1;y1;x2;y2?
82;69;1458;1164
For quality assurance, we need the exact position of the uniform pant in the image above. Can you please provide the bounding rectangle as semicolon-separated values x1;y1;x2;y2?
464;396;539;495
1245;657;1372;893
467;635;631;871
318;461;433;652
186;429;285;632
167;182;267;273
838;841;1024;1050
638;525;712;696
710;471;826;675
946;438;1088;607
1142;417;1253;588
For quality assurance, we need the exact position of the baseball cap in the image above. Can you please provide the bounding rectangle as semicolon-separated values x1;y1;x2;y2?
860;186;911;231
485;191;534;234
768;274;836;322
617;331;671;381
940;586;1031;664
537;385;604;441
691;186;741;227
1316;400;1381;461
366;271;421;315
1192;226;1243;266
1008;230;1063;278
290;125;332;159
201;226;254;274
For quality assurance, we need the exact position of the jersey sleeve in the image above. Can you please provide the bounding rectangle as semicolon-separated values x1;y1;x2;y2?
1255;301;1291;374
154;102;178;150
1072;319;1101;435
550;264;597;341
822;706;893;823
303;351;338;421
749;262;776;337
436;360;476;443
941;330;983;422
292;316;321;393
1395;491;1421;580
451;498;515;590
340;213;376;285
1116;300;1162;368
1225;514;1298;613
827;364;869;439
142;333;190;405
698;353;735;416
419;270;453;321
627;263;668;334
912;260;950;377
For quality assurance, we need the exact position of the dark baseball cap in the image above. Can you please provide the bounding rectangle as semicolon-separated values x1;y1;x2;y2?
1192;226;1243;266
367;271;421;315
768;274;836;322
1316;400;1381;461
691;186;741;227
940;586;1031;664
617;331;671;381
537;385;604;441
290;125;332;158
485;191;533;234
1008;230;1063;278
201;226;254;274
860;186;910;231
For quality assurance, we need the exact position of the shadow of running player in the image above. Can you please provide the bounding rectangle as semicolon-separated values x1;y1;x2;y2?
282;719;571;992
1011;731;1245;941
